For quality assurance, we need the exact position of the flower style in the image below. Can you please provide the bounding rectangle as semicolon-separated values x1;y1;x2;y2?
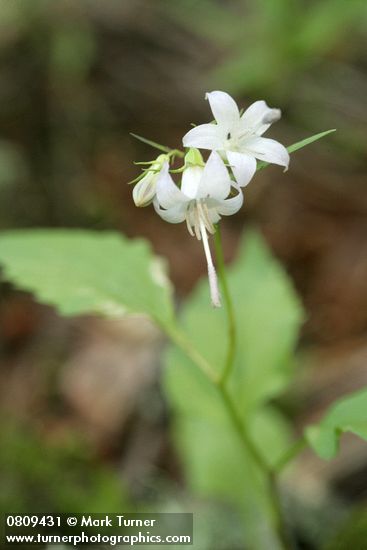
182;91;289;187
154;150;243;307
133;154;169;207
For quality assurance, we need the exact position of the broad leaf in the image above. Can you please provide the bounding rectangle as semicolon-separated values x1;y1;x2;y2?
173;414;289;549
228;231;304;411
305;387;367;460
0;230;174;326
165;342;291;548
167;230;303;413
164;229;301;548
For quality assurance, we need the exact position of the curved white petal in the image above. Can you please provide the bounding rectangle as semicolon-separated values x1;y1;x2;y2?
153;199;187;224
197;151;231;200
182;123;226;150
215;189;244;216
240;100;281;136
206;207;221;225
155;163;187;209
242;137;290;168
181;166;203;199
226;151;256;187
206;91;240;133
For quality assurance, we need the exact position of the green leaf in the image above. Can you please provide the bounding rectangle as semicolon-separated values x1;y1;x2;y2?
0;230;174;326
257;129;336;171
286;128;336;154
305;387;367;460
168;229;303;413
165;350;292;547
178;418;287;550
163;229;301;547
228;231;304;410
130;133;172;154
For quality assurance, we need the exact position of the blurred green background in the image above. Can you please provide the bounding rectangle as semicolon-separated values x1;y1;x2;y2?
0;1;366;548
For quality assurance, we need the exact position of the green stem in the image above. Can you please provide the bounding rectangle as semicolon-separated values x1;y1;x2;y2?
219;384;268;471
218;384;291;549
168;148;185;159
269;471;294;549
160;228;293;548
273;436;307;474
214;227;237;386
164;321;291;549
163;324;219;384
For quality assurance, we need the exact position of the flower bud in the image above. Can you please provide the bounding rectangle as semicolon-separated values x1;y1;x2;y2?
133;172;156;207
132;154;169;207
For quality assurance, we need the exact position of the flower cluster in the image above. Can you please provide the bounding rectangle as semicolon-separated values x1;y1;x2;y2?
131;91;289;307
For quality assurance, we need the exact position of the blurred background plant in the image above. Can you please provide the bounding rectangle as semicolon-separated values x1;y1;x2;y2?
0;1;366;548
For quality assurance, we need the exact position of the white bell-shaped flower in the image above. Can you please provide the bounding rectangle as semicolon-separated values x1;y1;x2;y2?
182;91;289;187
154;150;243;307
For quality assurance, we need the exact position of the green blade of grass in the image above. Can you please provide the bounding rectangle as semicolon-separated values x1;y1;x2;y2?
287;128;336;154
257;129;336;171
130;133;172;153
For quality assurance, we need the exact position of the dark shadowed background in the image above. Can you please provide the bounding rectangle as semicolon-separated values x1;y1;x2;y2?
0;1;366;548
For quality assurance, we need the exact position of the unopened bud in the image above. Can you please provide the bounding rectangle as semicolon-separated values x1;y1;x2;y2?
133;172;156;207
132;154;169;207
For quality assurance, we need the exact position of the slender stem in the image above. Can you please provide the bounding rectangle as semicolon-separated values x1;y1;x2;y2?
219;384;268;471
160;226;293;548
218;383;291;549
164;322;291;549
269;471;294;549
273;436;307;474
168;148;185;159
214;226;237;386
163;323;219;384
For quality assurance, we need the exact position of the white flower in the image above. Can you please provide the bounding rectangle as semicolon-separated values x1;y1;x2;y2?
182;91;289;187
153;150;243;307
133;154;169;207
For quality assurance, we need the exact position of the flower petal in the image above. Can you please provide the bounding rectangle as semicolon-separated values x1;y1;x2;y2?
196;151;231;200
240;100;281;136
206;91;240;133
153;199;187;224
215;189;244;216
181;166;203;199
155;163;187;209
242;137;290;168
206;207;221;225
182;123;226;150
226;151;256;187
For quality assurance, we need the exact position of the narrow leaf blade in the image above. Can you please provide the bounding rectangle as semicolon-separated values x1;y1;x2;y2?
257;129;336;171
287;128;336;154
130;133;172;153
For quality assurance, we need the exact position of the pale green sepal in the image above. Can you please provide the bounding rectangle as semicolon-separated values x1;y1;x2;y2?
184;148;205;167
